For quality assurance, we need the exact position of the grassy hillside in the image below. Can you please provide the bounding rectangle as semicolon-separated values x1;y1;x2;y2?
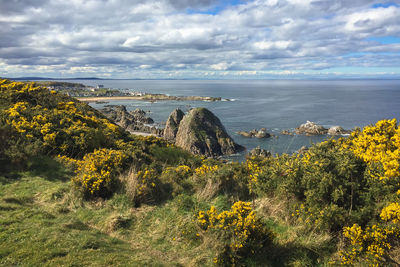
1;79;400;266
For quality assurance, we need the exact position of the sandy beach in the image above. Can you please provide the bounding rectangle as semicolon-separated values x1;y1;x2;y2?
77;96;145;102
77;95;221;102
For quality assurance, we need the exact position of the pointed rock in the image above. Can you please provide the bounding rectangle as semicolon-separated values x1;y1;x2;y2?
164;108;185;141
175;108;243;157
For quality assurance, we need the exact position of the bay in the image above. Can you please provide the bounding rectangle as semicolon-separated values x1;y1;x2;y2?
56;79;400;157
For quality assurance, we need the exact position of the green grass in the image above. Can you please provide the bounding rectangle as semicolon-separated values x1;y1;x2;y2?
0;170;215;266
0;163;337;267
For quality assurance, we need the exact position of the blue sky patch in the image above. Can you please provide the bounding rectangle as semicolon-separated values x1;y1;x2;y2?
368;36;400;44
372;2;400;8
186;0;245;15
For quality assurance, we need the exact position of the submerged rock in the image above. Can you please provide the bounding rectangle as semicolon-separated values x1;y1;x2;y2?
295;121;328;135
163;109;185;141
237;128;271;138
255;128;270;138
280;130;294;136
175;107;244;157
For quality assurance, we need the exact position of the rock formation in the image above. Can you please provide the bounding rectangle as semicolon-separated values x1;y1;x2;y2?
280;130;294;136
174;108;244;157
163;109;185;141
327;126;351;135
237;128;271;138
248;146;271;158
295;121;328;135
100;105;162;136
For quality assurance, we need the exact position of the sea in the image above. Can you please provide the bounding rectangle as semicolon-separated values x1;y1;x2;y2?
54;79;400;160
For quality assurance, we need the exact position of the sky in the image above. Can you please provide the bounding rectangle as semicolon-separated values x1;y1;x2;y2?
1;0;400;79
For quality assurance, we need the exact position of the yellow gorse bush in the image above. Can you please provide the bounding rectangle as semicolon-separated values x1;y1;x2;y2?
195;164;219;175
337;120;400;266
340;202;400;266
340;223;397;266
1;79;125;158
163;165;191;175
74;148;127;196
5;99;121;156
197;201;274;265
136;168;158;196
345;119;400;183
246;158;261;185
380;202;400;224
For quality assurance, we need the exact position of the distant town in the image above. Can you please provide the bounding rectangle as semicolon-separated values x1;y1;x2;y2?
36;81;143;97
35;81;222;102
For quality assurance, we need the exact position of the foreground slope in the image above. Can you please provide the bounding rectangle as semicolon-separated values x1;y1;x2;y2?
1;79;400;266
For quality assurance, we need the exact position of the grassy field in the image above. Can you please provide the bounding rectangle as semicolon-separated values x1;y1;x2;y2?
0;159;336;267
0;162;213;266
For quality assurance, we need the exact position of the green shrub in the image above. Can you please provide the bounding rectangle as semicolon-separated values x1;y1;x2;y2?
121;167;169;206
160;165;193;197
196;201;274;265
73;148;128;198
192;162;250;201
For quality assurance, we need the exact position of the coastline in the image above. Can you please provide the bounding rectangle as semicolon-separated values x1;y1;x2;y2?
78;96;147;101
77;95;221;102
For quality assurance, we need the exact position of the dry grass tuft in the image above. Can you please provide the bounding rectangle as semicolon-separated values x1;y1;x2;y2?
196;178;221;200
255;196;291;222
106;213;132;232
119;168;139;203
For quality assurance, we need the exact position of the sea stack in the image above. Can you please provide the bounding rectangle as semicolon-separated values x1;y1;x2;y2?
173;107;244;157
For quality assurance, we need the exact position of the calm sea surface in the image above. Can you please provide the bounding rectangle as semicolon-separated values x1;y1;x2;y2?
56;79;400;158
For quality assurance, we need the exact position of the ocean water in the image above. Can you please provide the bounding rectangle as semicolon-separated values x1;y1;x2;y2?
57;79;400;158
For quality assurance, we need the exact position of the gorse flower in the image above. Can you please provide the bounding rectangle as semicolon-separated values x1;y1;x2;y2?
345;119;400;183
195;164;219;176
74;148;127;196
197;201;274;265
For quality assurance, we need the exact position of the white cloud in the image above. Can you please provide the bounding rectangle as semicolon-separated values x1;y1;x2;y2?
210;62;230;70
1;0;399;78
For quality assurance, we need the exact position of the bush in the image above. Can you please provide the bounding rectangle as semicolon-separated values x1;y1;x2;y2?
121;167;168;206
340;202;400;266
192;161;250;201
73;148;128;198
160;165;193;197
196;201;274;265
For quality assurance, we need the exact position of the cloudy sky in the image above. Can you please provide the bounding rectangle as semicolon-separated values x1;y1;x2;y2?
1;0;400;79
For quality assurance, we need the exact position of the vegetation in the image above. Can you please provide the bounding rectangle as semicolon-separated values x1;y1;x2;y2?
1;79;400;266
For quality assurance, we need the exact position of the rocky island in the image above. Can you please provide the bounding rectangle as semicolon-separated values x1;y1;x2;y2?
167;108;244;157
237;128;271;138
279;121;351;136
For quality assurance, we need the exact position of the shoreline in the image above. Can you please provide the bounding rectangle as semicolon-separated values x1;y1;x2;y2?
77;95;222;102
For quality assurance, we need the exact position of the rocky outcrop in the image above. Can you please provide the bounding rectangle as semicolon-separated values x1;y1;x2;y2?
327;126;351;135
131;108;154;124
164;109;185;141
237;128;271;138
295;121;328;135
100;105;162;136
248;146;271;158
280;130;294;136
174;108;244;157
